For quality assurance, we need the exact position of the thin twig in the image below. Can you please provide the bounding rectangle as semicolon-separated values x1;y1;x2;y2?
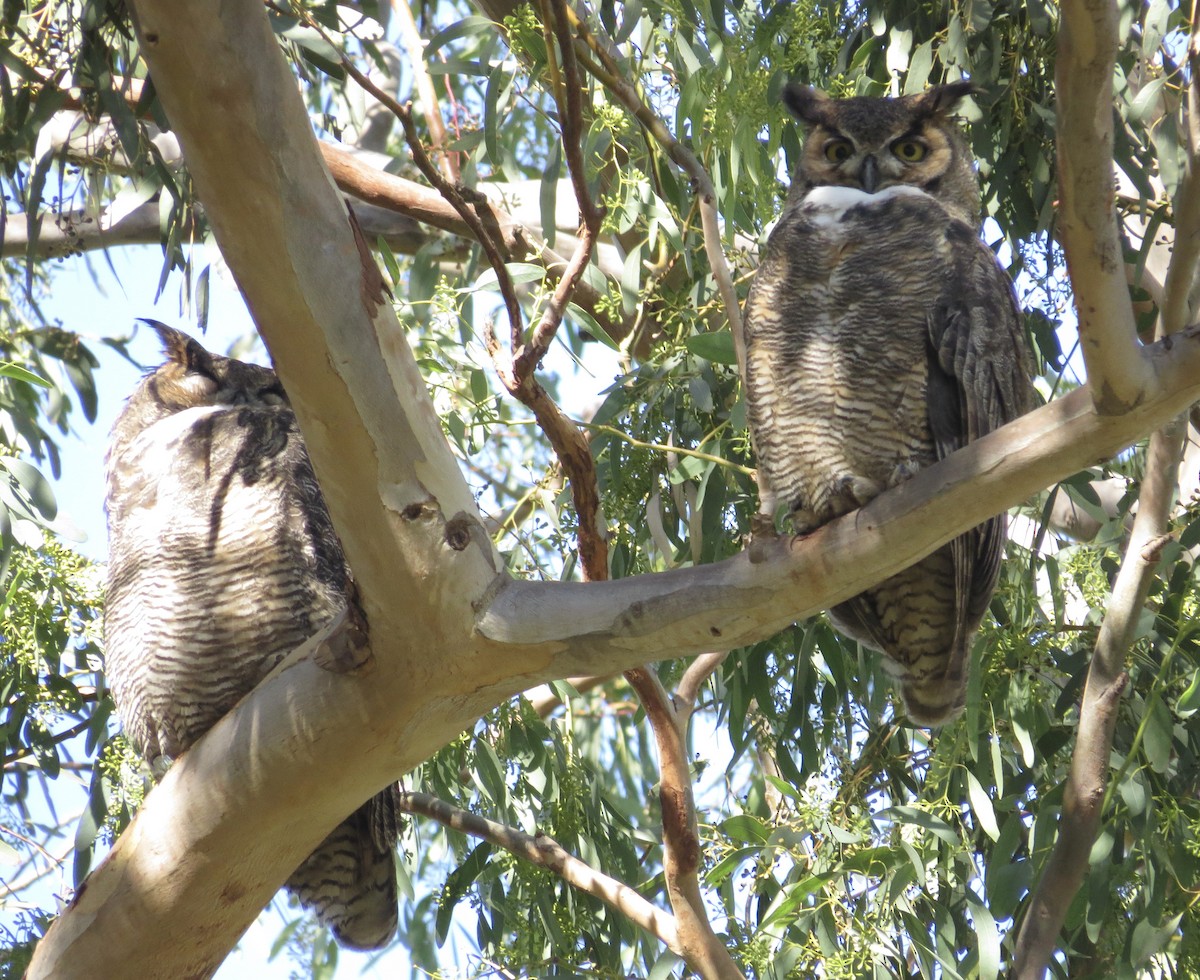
1;717;93;767
398;790;680;951
560;4;746;385
390;0;458;183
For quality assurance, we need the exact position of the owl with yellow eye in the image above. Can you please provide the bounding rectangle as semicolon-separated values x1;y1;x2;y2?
743;82;1033;726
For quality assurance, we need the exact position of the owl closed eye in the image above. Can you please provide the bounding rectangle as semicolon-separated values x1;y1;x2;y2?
104;321;400;949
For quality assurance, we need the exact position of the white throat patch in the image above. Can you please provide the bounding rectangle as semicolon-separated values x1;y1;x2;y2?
801;184;934;226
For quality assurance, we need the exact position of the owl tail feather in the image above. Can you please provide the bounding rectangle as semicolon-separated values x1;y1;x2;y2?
286;787;400;950
899;656;968;728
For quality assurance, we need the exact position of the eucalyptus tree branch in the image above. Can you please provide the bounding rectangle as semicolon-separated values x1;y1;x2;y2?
466;2;611;583
1157;8;1200;339
397;790;681;952
1011;417;1186;979
1188;2;1200;161
560;3;747;385
622;666;746;980
676;652;729;725
511;0;604;383
1056;0;1153;409
0;197;428;261
526;673;615;718
391;0;457;183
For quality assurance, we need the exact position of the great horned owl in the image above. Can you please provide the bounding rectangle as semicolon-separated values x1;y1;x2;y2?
104;321;398;949
744;82;1033;726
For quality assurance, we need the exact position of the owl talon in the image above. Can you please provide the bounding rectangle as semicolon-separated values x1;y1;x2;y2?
789;506;820;535
314;605;372;673
888;461;921;487
747;513;778;563
829;474;881;516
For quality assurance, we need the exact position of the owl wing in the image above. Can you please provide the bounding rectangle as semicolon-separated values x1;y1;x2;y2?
925;232;1034;653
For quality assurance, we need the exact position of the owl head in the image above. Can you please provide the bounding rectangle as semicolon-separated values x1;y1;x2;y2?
783;81;980;227
110;321;287;447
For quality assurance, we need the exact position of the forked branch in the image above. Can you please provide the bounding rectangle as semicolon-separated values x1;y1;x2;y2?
560;5;746;383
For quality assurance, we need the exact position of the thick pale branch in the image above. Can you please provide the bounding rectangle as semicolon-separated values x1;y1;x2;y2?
1057;0;1153;408
398;790;680;951
1012;417;1187;978
477;331;1200;663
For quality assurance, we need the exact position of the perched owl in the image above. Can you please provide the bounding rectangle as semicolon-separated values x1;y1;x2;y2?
744;82;1033;726
104;321;398;949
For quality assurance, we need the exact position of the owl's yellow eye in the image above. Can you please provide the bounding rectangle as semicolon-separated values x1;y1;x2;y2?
892;138;928;163
824;139;853;163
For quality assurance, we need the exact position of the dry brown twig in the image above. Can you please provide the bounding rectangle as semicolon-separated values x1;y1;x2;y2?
397;790;681;950
558;4;746;384
390;0;458;183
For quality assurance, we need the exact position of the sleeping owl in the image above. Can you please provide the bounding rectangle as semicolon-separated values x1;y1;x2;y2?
743;82;1033;726
104;321;398;949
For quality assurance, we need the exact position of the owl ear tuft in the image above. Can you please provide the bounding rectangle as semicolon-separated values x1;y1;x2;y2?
913;80;977;117
781;84;836;128
139;319;214;375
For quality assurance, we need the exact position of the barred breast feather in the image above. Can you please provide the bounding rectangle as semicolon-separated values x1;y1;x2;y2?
744;181;1032;726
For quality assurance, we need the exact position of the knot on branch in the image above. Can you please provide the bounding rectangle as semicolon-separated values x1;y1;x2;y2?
444;511;485;552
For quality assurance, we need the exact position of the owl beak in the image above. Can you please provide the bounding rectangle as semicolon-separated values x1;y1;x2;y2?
859;155;880;193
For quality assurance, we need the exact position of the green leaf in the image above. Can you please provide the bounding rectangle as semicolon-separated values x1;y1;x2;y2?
424;16;496;59
2;459;57;521
707;845;760;885
1131;912;1183;965
684;332;738;365
873;806;959;845
1127;77;1166;125
0;363;51;388
720;813;769;844
1177;668;1200;717
966;894;1000;980
966;770;1000;841
566;302;620;351
1141;698;1173;773
473;263;545;291
436;842;493;945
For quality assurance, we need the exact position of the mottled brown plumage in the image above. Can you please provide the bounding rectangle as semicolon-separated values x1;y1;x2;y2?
744;84;1033;725
104;322;398;948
